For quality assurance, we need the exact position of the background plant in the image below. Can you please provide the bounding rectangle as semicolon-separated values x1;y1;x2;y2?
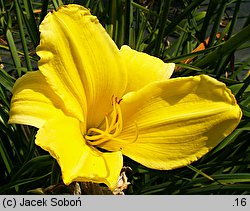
0;0;249;194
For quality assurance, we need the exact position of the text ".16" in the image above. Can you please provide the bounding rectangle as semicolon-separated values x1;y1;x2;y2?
234;198;247;207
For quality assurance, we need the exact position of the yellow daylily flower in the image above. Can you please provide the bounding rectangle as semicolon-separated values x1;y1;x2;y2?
8;4;242;190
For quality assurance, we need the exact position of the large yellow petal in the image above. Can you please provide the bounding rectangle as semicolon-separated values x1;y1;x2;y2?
37;4;127;128
35;114;123;190
101;75;242;170
8;71;64;128
120;45;174;93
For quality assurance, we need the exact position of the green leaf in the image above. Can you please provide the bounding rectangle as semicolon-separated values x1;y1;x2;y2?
0;68;15;91
194;24;250;68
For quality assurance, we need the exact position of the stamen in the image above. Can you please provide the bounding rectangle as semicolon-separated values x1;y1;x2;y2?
85;96;139;148
85;96;124;146
131;121;139;143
